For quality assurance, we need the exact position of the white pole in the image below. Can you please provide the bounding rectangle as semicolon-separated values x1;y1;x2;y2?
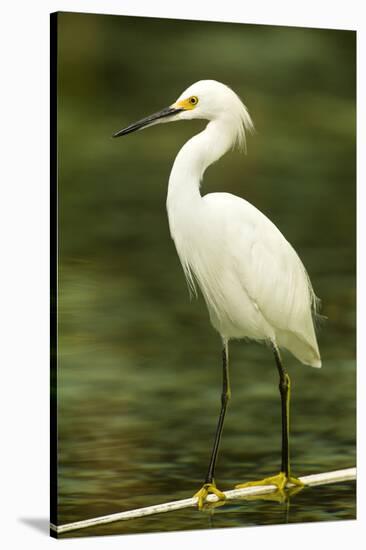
51;467;356;535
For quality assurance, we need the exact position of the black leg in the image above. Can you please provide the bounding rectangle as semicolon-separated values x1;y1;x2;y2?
205;340;231;484
234;343;303;492
272;343;291;477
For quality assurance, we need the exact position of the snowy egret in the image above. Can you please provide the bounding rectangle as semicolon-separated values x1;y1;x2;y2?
113;80;321;510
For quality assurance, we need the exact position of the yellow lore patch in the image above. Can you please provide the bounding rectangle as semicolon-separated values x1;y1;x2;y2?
174;95;199;110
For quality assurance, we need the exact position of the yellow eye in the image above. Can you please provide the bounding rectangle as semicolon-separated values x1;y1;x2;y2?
174;95;199;111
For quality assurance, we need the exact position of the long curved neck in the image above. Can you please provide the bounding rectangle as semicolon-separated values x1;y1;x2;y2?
166;120;233;226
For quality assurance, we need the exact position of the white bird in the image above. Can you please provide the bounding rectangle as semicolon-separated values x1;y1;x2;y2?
113;80;321;510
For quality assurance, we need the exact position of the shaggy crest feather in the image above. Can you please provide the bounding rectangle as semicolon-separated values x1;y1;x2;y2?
231;92;255;152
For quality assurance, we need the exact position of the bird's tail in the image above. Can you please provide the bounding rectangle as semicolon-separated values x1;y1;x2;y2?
277;329;322;368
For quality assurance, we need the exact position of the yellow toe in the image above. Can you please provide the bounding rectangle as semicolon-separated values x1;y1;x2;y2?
288;475;304;487
235;472;304;491
193;482;226;510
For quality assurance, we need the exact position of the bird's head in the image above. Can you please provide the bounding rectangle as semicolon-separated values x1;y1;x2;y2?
113;80;254;150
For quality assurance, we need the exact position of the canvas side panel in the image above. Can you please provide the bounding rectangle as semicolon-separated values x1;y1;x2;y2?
50;11;59;539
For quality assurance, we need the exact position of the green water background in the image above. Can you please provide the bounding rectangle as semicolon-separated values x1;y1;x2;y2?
56;12;356;537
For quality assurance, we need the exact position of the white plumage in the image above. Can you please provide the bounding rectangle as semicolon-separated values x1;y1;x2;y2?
165;80;321;368
114;78;322;508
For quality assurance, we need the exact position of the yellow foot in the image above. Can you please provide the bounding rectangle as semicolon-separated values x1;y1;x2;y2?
193;481;226;511
235;471;304;492
240;484;305;504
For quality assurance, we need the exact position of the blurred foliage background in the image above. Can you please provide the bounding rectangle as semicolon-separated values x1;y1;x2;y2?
56;12;356;537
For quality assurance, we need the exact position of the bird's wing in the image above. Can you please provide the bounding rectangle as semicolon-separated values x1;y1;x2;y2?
204;192;320;354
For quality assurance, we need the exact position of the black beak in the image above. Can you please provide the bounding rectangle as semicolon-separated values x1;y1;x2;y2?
112;106;183;138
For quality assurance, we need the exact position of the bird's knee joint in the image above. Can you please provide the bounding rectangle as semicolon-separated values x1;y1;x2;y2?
279;374;290;394
221;389;231;405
